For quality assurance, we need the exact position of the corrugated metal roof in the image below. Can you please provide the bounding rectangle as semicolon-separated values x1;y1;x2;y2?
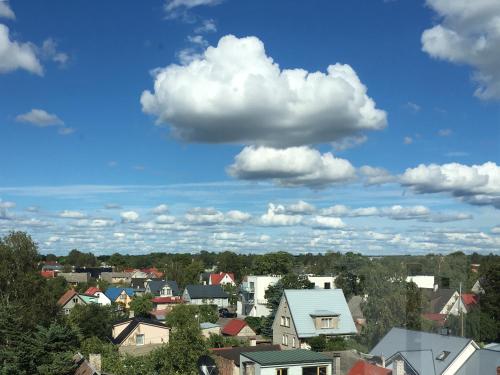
185;285;228;299
370;327;476;375
455;349;500;375
284;289;357;337
241;349;330;366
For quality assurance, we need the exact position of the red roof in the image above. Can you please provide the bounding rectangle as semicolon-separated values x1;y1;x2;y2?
462;293;478;306
348;360;392;375
57;289;78;306
84;287;101;296
222;319;250;336
422;313;447;326
210;272;235;285
40;270;56;278
152;296;182;304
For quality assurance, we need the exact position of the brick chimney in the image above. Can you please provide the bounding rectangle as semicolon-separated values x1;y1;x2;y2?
332;353;341;375
393;359;405;375
496;366;500;375
89;353;102;372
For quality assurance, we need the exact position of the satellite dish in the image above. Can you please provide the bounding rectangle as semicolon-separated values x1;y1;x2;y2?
198;355;218;375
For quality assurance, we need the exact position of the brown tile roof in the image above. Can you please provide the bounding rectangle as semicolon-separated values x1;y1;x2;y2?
57;289;78;306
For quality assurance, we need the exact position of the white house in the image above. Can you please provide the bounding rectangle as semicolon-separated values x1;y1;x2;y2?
237;275;281;317
308;276;336;290
183;285;229;308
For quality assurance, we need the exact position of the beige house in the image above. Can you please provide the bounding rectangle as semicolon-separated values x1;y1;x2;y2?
112;318;170;354
222;319;256;338
200;322;221;338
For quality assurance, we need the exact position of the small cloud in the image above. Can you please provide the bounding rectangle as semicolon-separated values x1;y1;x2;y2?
38;38;69;68
59;210;86;219
133;165;145;171
438;128;452;137
105;203;121;209
405;101;421;113
58;127;75;136
26;206;39;212
107;161;118;168
121;210;140;223
445;151;469;158
164;0;223;19
0;1;15;19
152;204;169;215
404;136;413;144
16;109;64;127
195;19;217;33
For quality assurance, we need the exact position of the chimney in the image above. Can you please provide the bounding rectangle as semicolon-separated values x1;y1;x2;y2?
381;356;385;369
89;353;102;372
434;284;439;292
332;353;341;375
393;359;405;375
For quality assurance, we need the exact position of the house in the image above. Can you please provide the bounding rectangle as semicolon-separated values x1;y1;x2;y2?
471;279;484;294
183;285;229;308
423;289;467;317
222;319;256;338
308;276;336;290
84;287;112;306
145;280;180;296
58;289;89;315
461;293;478;312
112;317;169;355
239;349;332;375
41;262;63;272
40;270;58;278
74;267;112;279
238;275;281;317
211;345;280;375
347;296;366;333
201;322;221;338
73;353;102;375
105;287;135;308
455;348;500;375
370;327;480;375
406;275;435;289
272;289;357;350
151;296;182;311
58;272;90;285
100;272;131;284
210;272;236;286
348;360;391;375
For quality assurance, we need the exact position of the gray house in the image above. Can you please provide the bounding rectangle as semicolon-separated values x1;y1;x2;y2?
145;280;180;296
272;289;357;350
183;285;229;307
370;327;481;375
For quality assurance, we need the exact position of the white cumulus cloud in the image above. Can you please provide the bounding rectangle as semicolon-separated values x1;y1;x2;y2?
228;146;356;187
0;1;15;19
59;210;86;219
422;0;500;100
16;109;64;127
0;24;42;75
141;35;387;148
260;203;303;226
152;204;169;215
121;211;140;223
310;216;346;229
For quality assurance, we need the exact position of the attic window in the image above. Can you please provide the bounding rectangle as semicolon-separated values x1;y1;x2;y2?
436;351;450;361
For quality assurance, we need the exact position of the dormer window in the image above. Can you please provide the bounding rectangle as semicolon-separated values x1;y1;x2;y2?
321;318;334;328
310;311;340;330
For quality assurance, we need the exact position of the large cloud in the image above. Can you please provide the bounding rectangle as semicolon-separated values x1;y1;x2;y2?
422;0;500;100
227;146;356;187
141;35;387;148
401;162;500;208
0;24;42;75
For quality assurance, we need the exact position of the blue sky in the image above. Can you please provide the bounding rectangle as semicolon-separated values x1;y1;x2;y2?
0;0;499;255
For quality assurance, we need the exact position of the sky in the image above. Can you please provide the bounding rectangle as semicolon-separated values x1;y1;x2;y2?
0;0;499;255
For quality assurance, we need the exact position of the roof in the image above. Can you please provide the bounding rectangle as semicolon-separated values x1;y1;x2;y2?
461;293;478;306
185;285;229;299
348;360;392;375
370;327;477;375
455;349;500;375
210;345;280;365
147;280;180;296
222;319;251;336
151;296;182;304
210;272;235;285
423;289;457;314
112;317;168;345
40;270;57;278
105;287;134;301
58;272;89;283
57;289;79;306
241;349;330;366
84;287;101;296
200;322;220;330
348;296;364;320
422;313;447;326
484;343;500;351
284;289;357;337
80;295;98;304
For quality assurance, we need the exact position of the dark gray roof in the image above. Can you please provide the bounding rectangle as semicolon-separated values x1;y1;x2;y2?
423;289;456;314
185;285;228;299
241;349;330;366
347;295;364;320
147;280;180;296
370;328;477;375
455;349;500;375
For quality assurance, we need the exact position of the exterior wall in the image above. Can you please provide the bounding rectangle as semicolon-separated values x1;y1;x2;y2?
119;323;170;347
272;296;300;350
448;298;468;316
189;297;229;308
439;291;459;315
115;291;132;308
201;326;221;338
96;292;111;306
112;321;131;338
240;276;281;317
236;325;256;337
442;341;477;375
62;295;86;315
214;356;239;375
308;276;336;290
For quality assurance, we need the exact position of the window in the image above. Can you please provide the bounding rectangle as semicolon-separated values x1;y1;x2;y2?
436;351;450;361
135;334;145;345
282;334;288;346
292;337;296;348
72;298;78;303
321;318;333;328
302;367;327;375
281;316;285;326
285;317;290;327
324;282;331;289
276;369;288;375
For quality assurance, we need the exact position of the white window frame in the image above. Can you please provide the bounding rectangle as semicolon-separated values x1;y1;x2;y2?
135;334;145;346
321;317;333;328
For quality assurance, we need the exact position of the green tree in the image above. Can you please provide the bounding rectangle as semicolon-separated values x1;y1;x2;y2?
446;307;499;343
68;303;123;340
198;304;218;324
129;294;154;318
253;252;294;275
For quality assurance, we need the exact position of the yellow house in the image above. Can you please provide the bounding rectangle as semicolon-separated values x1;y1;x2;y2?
105;287;135;309
112;318;170;354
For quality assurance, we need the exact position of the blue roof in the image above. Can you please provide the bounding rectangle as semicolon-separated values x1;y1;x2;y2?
105;287;134;301
370;328;477;375
284;289;357;337
455;349;500;375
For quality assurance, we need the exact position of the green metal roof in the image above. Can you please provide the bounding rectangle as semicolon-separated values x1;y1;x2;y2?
241;349;331;366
